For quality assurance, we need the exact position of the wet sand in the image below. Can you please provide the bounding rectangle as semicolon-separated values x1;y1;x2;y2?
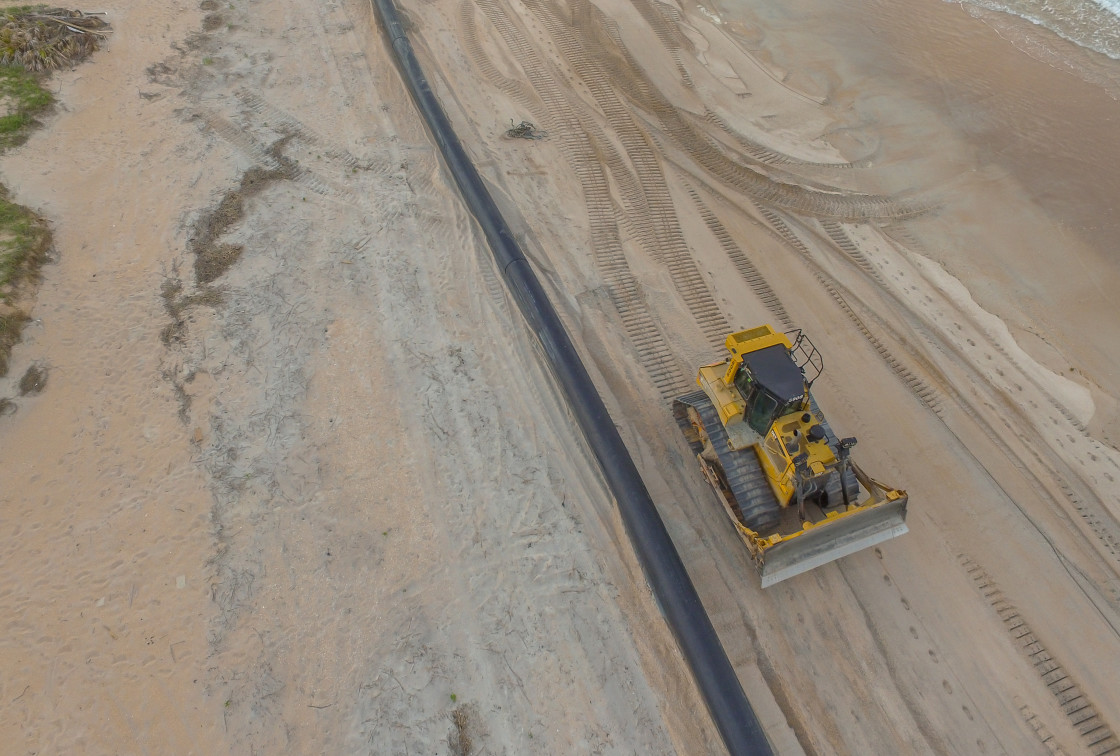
719;0;1120;398
1;0;1119;753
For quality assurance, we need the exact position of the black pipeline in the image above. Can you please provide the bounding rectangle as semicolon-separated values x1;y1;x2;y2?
369;1;773;752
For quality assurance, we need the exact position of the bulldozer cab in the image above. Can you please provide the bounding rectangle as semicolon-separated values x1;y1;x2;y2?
733;344;809;435
734;333;824;436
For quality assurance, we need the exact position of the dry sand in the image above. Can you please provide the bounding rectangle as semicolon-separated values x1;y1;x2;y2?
1;0;1118;753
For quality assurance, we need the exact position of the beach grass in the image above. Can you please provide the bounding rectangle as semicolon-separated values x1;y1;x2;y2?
0;6;108;377
0;63;52;149
0;184;51;301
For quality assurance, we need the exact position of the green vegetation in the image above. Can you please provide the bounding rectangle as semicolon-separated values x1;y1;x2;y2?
0;185;51;301
0;63;51;149
0;182;51;378
0;7;109;378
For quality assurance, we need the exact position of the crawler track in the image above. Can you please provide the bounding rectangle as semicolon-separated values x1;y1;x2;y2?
524;0;730;348
673;389;782;532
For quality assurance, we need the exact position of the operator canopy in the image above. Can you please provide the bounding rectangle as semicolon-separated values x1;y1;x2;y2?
743;345;806;404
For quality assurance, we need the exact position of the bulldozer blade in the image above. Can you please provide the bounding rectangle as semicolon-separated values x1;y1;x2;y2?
759;497;908;588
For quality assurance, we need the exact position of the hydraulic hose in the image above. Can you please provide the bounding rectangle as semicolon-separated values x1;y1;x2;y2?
369;1;774;752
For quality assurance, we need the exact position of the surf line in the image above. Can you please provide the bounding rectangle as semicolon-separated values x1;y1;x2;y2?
368;0;774;753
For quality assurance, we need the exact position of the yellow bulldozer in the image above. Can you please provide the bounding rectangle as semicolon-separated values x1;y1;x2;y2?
673;325;909;587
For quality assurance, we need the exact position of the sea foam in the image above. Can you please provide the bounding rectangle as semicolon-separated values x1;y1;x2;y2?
958;0;1120;60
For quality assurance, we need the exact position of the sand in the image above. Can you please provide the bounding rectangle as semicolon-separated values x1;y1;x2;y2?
1;0;1118;753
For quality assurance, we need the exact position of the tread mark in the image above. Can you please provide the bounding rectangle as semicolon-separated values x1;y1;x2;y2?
961;555;1117;755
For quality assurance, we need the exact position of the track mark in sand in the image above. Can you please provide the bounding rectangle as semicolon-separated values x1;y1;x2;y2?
1060;479;1120;565
703;108;855;169
629;0;693;88
472;0;689;399
524;0;730;350
960;556;1119;755
682;181;791;328
821;220;886;286
192;110;353;201
817;276;944;416
1019;699;1071;756
753;203;944;416
562;0;924;221
235;88;391;174
460;0;538;112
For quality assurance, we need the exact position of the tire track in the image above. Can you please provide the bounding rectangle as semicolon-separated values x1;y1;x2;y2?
459;0;538;111
818;274;944;416
235;88;392;174
565;0;926;221
471;0;688;398
961;556;1119;756
628;0;694;88
191;110;349;201
753;202;945;416
1018;699;1071;756
523;0;730;350
821;220;886;285
703;108;855;169
681;181;792;328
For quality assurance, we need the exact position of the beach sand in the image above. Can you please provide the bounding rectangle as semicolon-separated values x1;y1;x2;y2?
1;0;1118;753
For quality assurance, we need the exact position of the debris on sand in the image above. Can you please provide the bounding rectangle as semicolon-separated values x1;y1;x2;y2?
504;119;547;140
0;7;110;72
17;361;46;394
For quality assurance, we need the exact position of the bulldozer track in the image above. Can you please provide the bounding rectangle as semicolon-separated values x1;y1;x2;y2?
235;88;375;172
565;0;924;221
628;0;694;88
753;203;945;417
960;556;1120;756
820;220;887;286
1019;698;1072;756
817;275;944;416
459;1;538;111
193;110;354;202
525;0;730;349
702;108;855;170
682;181;792;328
472;0;689;398
673;389;782;532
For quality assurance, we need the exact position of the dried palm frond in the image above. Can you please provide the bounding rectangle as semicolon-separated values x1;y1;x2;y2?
0;7;110;72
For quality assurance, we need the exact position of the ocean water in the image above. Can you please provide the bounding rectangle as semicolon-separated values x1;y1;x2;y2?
960;0;1120;60
715;0;1120;259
